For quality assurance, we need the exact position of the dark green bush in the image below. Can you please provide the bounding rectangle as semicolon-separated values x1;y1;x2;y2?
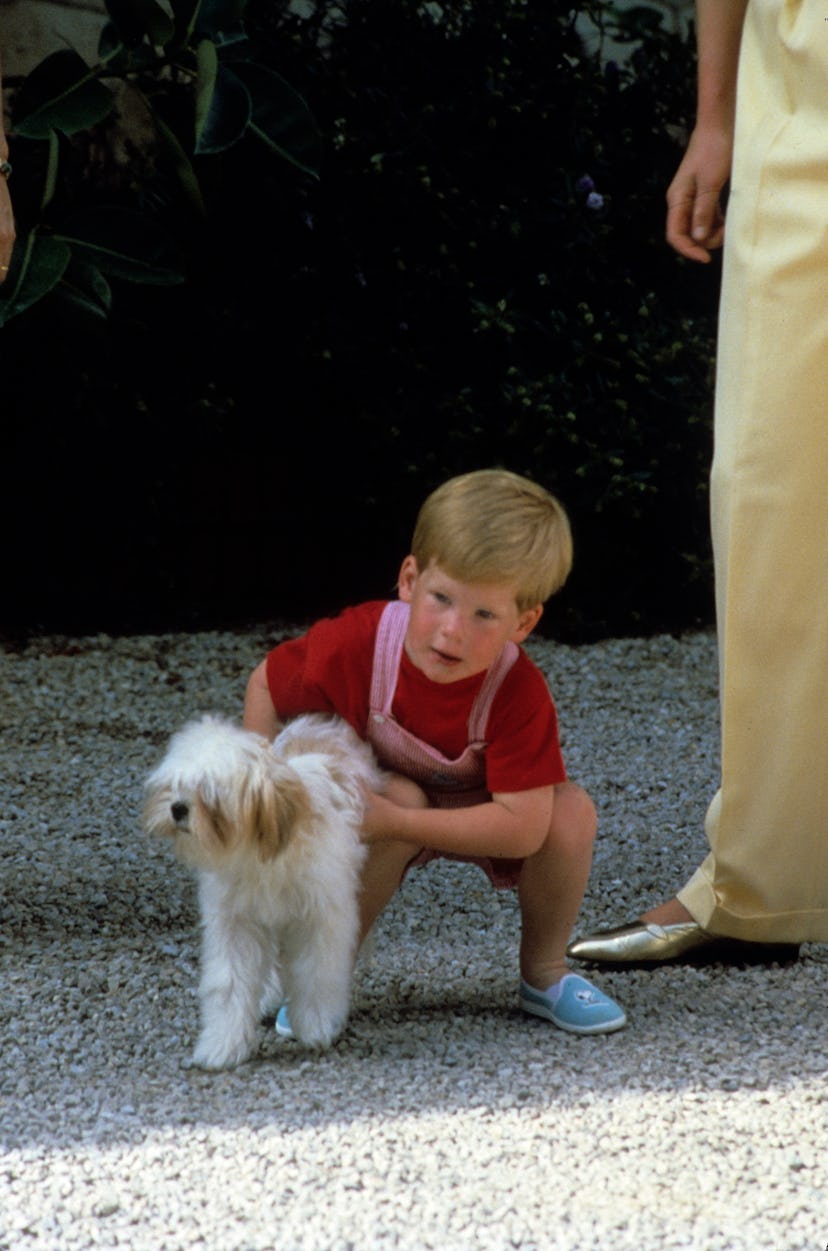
1;0;720;639
0;0;321;324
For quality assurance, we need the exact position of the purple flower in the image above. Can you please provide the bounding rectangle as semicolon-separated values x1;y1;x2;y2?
576;175;595;194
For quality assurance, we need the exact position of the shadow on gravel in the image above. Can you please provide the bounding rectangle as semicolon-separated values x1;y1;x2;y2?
3;630;827;1161
4;882;828;1156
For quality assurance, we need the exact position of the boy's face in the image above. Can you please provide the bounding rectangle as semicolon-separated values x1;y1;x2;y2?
397;557;543;684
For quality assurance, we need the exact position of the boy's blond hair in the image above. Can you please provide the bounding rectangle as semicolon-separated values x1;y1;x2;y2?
411;469;573;610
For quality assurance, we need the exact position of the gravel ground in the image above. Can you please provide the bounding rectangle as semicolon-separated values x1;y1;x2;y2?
2;625;826;1251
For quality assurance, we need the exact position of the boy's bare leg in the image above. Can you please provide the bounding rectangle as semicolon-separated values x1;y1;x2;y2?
517;781;597;990
358;776;427;945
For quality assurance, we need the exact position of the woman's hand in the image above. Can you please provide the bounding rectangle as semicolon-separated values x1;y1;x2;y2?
666;124;734;263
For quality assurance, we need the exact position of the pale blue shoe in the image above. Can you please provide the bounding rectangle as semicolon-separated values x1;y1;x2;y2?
519;973;627;1035
275;1004;294;1040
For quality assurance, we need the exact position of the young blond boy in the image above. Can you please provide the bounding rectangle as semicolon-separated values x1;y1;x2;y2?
244;469;626;1034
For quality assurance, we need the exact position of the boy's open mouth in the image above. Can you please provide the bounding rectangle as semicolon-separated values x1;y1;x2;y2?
431;647;461;664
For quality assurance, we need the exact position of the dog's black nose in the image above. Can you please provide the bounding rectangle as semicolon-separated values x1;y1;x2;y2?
171;802;189;823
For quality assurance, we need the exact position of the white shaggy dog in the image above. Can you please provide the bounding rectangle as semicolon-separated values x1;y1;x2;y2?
143;713;384;1070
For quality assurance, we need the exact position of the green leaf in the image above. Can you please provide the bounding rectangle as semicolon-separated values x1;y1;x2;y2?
40;131;60;213
54;258;114;319
55;207;185;285
195;55;252;155
104;0;175;47
97;23;130;71
151;110;208;216
194;0;247;44
195;39;218;144
231;61;321;179
0;232;71;326
98;23;160;74
170;0;203;47
12;50;115;139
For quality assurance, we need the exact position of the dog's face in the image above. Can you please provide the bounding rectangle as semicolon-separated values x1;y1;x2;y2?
143;717;312;867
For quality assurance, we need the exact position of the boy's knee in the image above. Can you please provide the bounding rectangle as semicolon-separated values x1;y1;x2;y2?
552;781;597;841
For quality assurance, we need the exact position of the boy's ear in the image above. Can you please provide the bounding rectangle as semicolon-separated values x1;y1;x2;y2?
512;604;543;643
397;555;419;602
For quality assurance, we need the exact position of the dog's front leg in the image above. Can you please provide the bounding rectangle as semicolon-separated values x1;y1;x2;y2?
282;906;359;1048
191;874;266;1070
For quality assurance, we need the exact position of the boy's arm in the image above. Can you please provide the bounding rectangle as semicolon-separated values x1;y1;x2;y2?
243;660;281;740
362;786;555;860
665;0;748;262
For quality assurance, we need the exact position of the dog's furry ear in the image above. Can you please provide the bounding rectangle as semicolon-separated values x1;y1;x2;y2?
193;791;236;852
243;762;313;862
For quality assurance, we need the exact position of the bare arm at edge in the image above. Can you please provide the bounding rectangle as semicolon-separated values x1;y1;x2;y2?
0;55;14;280
243;660;281;740
665;0;749;262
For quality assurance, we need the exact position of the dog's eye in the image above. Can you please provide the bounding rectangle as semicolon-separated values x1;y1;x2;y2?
171;802;189;822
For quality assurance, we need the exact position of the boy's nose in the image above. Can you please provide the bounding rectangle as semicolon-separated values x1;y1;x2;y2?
440;611;464;641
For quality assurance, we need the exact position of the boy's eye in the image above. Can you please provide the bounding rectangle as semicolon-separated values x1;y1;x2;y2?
433;591;451;605
476;609;496;621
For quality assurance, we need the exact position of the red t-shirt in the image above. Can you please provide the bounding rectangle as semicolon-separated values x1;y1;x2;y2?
266;601;566;795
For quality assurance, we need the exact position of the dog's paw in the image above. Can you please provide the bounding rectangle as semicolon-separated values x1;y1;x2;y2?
290;1003;346;1049
190;1031;256;1071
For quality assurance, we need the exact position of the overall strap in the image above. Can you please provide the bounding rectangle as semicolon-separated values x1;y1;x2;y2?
370;599;519;744
467;640;520;743
369;601;409;716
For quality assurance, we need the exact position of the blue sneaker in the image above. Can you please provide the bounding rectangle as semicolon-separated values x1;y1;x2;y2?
519;973;627;1034
275;1004;294;1040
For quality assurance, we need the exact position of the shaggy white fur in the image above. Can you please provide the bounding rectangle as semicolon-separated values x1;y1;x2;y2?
143;714;384;1069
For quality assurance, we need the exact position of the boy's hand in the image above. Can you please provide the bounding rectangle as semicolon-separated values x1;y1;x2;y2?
360;781;555;859
361;775;429;844
360;790;404;843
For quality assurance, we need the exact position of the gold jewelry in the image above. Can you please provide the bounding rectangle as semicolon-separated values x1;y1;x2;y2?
0;265;8;271
0;160;11;180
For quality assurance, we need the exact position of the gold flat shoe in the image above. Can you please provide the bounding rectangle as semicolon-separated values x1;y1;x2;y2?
567;920;714;965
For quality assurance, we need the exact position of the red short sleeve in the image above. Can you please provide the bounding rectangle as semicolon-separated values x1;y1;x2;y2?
483;653;566;794
265;602;565;797
265;602;385;735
